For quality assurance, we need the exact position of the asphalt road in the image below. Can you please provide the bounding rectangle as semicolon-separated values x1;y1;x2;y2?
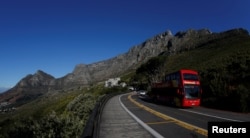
120;92;250;138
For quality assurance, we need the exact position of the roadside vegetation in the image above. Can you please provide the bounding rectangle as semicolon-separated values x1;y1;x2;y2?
131;32;250;112
0;85;127;138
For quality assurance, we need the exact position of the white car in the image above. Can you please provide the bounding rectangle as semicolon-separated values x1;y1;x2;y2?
128;86;134;91
137;90;147;96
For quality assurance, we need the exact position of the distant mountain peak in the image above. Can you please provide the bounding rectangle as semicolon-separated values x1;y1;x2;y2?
17;70;55;87
221;28;249;35
34;70;54;78
175;28;212;38
0;70;55;104
36;69;45;74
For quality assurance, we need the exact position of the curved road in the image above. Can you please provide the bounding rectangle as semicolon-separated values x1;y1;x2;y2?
120;92;250;138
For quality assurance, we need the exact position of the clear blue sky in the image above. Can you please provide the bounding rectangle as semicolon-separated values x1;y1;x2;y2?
0;0;250;88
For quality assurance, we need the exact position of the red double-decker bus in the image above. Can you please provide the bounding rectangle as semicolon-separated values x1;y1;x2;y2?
150;69;202;107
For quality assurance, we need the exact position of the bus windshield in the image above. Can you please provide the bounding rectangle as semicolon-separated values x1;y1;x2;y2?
184;85;200;99
183;73;198;80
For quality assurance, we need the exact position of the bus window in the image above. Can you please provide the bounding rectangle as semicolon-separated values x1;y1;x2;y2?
183;73;198;80
166;75;170;81
184;85;200;99
176;73;180;80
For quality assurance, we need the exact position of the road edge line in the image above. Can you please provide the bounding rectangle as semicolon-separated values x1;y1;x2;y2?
119;93;164;138
128;94;208;137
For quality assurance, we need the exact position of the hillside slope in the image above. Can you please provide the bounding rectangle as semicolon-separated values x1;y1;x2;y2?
133;28;250;112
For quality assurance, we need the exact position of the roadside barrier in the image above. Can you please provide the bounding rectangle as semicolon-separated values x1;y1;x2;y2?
81;91;127;138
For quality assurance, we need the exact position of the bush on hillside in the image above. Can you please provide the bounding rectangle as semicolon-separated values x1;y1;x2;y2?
200;51;250;112
4;92;98;138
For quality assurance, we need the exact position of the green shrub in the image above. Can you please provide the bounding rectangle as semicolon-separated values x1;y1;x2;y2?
2;91;99;138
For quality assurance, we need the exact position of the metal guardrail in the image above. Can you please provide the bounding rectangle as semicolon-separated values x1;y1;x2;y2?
81;92;126;138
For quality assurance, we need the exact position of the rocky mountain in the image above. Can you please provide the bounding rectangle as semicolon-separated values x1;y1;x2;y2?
0;28;249;105
0;70;55;105
56;28;248;89
17;70;55;87
51;30;174;89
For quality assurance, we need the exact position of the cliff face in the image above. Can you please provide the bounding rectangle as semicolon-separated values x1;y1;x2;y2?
56;28;231;87
1;28;249;105
51;29;175;88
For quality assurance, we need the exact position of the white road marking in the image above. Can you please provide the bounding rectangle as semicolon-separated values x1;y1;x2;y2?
119;94;165;138
179;109;243;122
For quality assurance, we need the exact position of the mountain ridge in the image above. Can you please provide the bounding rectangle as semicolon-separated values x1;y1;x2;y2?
0;27;249;106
